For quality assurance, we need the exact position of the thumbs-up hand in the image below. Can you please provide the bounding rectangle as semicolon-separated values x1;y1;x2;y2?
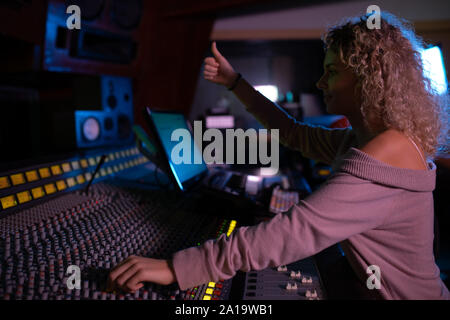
204;41;239;88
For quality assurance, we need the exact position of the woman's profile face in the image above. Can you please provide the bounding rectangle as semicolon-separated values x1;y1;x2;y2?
316;49;361;117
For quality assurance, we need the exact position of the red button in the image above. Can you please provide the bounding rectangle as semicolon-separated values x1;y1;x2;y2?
214;290;221;296
212;297;219;300
216;283;223;289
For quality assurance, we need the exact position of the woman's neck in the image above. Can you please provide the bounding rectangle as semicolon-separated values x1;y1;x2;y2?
354;127;377;149
347;117;379;149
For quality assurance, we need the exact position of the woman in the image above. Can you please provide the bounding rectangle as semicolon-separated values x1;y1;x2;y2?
107;12;449;299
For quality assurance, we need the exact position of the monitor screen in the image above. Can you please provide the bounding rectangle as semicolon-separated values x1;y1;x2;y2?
149;110;208;191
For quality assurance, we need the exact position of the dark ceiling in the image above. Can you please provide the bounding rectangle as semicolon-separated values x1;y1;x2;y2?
163;0;353;18
215;0;356;19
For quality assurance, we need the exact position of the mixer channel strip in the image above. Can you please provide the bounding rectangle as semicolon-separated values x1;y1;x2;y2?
243;258;325;300
0;182;238;300
0;146;146;218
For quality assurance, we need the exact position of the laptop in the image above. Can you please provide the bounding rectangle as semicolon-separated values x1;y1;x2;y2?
143;107;250;198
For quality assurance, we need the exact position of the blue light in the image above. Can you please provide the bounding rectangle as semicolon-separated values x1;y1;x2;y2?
420;46;448;95
168;161;184;191
150;112;208;191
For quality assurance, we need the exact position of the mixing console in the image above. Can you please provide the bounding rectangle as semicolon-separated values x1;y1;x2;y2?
243;258;325;300
0;153;327;301
269;186;300;214
0;182;235;300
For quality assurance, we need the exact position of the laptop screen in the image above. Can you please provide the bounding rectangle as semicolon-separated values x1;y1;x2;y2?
148;109;208;191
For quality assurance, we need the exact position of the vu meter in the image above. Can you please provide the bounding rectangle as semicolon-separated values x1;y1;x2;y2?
82;117;101;141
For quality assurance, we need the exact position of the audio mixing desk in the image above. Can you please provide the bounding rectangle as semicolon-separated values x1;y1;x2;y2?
0;146;326;300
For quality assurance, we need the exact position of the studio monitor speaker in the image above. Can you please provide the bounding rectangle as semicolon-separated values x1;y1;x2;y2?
75;75;134;148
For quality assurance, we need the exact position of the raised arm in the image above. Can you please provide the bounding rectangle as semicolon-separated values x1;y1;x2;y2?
204;42;352;165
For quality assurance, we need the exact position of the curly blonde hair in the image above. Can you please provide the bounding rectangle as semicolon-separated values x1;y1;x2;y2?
322;11;449;157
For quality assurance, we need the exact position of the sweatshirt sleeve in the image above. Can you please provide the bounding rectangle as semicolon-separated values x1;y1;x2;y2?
172;172;393;290
244;89;353;165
